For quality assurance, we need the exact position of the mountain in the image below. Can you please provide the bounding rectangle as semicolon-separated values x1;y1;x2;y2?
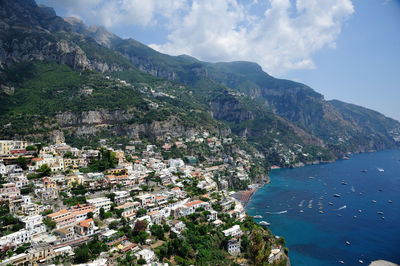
0;0;399;166
100;28;400;156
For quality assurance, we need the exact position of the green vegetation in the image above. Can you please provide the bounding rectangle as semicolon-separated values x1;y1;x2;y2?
63;196;86;206
73;238;108;264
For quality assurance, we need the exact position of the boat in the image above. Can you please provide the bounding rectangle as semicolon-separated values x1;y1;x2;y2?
259;221;270;226
319;210;324;214
377;168;384;172
377;211;384;215
339;260;345;264
388;200;393;203
382;216;385;220
360;170;368;173
346;241;351;245
254;215;262;219
359;259;364;264
333;194;341;198
341;181;347;185
371;200;377;203
299;210;304;213
329;202;333;206
353;215;358;219
358;209;362;213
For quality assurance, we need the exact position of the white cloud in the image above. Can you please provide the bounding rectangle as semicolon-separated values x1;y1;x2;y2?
151;0;354;75
39;0;354;75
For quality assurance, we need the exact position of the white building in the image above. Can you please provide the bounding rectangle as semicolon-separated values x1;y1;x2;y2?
113;191;131;205
227;238;241;255
168;158;185;169
135;249;155;264
0;229;32;247
20;215;46;236
222;225;243;237
87;197;112;216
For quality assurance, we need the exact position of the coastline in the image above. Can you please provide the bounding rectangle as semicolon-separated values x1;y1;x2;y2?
244;149;400;266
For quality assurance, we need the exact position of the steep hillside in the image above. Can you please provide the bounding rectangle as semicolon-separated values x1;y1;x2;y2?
0;0;398;166
329;100;400;152
101;30;400;155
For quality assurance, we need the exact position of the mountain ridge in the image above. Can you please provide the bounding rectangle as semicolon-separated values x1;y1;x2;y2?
0;0;399;165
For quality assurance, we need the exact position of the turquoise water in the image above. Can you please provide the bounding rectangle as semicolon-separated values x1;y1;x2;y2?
246;149;400;265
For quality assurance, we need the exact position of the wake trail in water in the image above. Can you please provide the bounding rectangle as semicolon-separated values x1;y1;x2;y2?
337;205;347;210
266;210;288;214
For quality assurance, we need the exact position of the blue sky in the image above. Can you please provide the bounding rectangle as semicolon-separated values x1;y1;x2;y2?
36;0;400;121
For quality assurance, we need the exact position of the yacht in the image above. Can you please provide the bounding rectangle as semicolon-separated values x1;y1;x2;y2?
371;200;377;203
259;221;270;226
334;194;341;198
388;200;393;203
377;168;384;172
254;215;262;219
377;211;384;215
346;241;351;245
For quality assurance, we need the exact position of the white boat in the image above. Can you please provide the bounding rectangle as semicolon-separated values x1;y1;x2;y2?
333;194;341;198
259;221;271;226
388;200;393;203
371;200;377;203
254;215;263;219
339;260;345;264
346;241;350;245
377;168;384;172
377;211;384;215
359;259;364;264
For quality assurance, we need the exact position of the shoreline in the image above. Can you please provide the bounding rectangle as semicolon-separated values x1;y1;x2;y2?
244;148;400;266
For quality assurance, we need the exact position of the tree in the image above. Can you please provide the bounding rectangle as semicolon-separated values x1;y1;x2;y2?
26;145;37;151
109;220;119;229
137;208;147;217
248;227;269;265
43;218;56;230
150;224;165;240
87;212;94;219
16;156;28;170
74;244;90;263
99;207;105;219
137;258;146;265
37;164;51;177
133;220;147;234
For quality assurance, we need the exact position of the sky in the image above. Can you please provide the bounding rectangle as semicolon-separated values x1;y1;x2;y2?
36;0;400;121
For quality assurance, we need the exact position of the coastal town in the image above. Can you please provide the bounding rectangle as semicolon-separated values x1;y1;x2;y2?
0;137;287;266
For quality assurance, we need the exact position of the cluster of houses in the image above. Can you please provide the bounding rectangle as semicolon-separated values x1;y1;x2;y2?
0;136;269;266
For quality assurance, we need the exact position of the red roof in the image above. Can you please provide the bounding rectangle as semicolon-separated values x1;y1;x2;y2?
78;218;93;228
185;200;204;208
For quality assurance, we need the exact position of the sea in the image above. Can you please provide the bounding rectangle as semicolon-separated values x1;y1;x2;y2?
245;149;400;266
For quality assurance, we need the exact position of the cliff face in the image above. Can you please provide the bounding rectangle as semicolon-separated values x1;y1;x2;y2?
57;110;200;139
0;0;129;73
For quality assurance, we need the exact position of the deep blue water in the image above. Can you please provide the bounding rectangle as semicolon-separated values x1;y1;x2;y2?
246;149;400;266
